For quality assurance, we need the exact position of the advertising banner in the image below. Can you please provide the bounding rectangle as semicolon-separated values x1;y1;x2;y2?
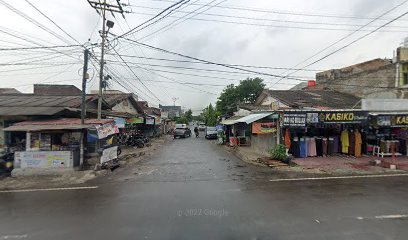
374;115;408;127
283;113;306;127
252;122;277;134
96;123;117;139
126;117;144;124
100;146;118;164
14;151;72;169
146;118;155;125
318;111;368;124
113;118;126;128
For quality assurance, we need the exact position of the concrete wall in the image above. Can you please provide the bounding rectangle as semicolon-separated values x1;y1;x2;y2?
316;63;407;99
250;133;277;156
362;99;408;111
112;99;138;114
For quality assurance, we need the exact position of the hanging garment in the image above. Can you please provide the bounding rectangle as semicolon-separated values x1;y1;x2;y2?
354;130;362;158
340;130;349;154
316;137;323;157
361;131;367;154
380;140;387;153
333;136;340;153
328;138;334;156
304;137;309;157
299;138;307;158
399;139;407;155
308;138;317;157
290;137;300;158
349;131;355;156
284;128;291;149
322;138;328;156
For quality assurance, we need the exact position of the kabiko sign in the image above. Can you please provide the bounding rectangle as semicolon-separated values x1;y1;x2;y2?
283;113;306;127
318;111;368;124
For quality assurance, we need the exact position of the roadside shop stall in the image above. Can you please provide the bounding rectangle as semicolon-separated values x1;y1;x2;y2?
368;112;408;157
282;110;369;158
3;118;117;170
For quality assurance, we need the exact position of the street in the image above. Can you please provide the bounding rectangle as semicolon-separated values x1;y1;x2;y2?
1;135;408;240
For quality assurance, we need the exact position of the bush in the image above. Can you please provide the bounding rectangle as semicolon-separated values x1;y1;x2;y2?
269;144;287;162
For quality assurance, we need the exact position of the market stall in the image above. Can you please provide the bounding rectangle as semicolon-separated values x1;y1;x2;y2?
3;118;117;170
368;112;408;157
282;110;369;158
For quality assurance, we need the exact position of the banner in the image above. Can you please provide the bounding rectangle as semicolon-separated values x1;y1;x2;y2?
113;118;126;128
155;116;161;125
391;115;408;126
283;113;306;127
15;151;72;169
95;123;116;139
318;111;368;124
252;122;277;134
374;115;408;127
126;117;144;124
100;146;118;164
146;118;155;125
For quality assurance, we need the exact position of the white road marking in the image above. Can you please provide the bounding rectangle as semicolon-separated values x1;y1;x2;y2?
1;234;28;239
357;214;408;220
269;173;408;182
0;186;98;193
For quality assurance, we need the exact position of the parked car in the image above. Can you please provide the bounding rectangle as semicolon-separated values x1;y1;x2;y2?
174;127;192;138
198;124;206;131
205;127;218;139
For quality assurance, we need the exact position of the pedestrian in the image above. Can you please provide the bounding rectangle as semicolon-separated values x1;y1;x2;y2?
194;126;199;138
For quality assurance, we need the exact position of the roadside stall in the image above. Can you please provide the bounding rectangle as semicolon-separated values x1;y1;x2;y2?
369;112;408;157
3;118;117;170
281;110;369;158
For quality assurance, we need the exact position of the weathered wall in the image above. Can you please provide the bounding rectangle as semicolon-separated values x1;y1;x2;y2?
112;99;138;114
250;134;277;156
316;64;406;99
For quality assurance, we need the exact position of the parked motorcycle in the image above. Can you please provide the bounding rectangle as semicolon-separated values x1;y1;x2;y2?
0;151;14;177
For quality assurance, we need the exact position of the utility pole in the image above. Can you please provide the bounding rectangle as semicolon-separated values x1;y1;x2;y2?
97;0;106;120
81;49;89;124
87;0;125;119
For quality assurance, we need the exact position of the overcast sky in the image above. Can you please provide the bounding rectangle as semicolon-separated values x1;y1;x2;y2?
1;0;407;114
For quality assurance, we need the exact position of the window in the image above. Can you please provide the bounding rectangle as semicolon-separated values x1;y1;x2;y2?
403;73;408;86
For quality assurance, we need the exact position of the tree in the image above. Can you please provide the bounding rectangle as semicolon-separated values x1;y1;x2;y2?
184;109;193;123
203;103;218;126
216;78;265;116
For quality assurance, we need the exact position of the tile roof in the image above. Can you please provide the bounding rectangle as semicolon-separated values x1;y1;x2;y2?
266;90;361;109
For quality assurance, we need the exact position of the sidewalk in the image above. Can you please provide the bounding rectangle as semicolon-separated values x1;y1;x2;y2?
0;136;169;190
292;155;408;174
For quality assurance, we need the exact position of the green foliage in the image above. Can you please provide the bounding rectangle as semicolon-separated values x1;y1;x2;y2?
216;78;265;116
203;103;219;126
184;109;193;122
269;144;287;161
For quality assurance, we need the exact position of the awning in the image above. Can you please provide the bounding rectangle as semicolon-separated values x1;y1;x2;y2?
220;116;243;125
3;124;90;132
237;113;275;124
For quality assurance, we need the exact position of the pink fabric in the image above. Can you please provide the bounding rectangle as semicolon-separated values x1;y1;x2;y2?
308;138;317;157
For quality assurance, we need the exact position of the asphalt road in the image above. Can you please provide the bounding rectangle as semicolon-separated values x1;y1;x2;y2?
1;133;408;240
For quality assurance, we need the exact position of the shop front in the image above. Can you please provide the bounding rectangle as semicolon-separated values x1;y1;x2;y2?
282;110;369;158
3;118;116;170
368;113;408;157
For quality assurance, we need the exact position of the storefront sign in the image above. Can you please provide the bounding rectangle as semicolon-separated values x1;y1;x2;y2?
392;115;408;126
96;123;117;139
252;122;277;134
318;111;368;124
113;118;126;128
155;116;161;125
14;151;73;169
100;146;118;164
146;118;155;125
126;117;144;124
283;113;306;127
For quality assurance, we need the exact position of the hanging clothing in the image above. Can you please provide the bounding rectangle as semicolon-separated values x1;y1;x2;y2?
333;136;340;153
354;130;362;158
308;138;317;157
340;130;349;154
316;137;323;157
349;131;355;156
284;128;291;149
328;138;334;156
299;138;307;158
322;138;328;156
304;137;309;157
290;137;300;158
361;131;367;154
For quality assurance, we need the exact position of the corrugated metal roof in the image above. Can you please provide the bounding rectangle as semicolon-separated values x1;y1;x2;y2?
237;113;273;124
220;116;244;125
0;95;97;108
0;106;66;116
3;125;89;132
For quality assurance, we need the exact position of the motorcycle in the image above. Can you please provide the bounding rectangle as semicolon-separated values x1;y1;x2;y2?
0;152;14;177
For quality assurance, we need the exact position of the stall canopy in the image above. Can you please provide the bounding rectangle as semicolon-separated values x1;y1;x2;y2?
220;116;244;125
237;113;276;124
3;118;114;132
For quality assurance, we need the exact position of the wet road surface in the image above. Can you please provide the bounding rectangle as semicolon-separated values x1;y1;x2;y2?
1;134;408;239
